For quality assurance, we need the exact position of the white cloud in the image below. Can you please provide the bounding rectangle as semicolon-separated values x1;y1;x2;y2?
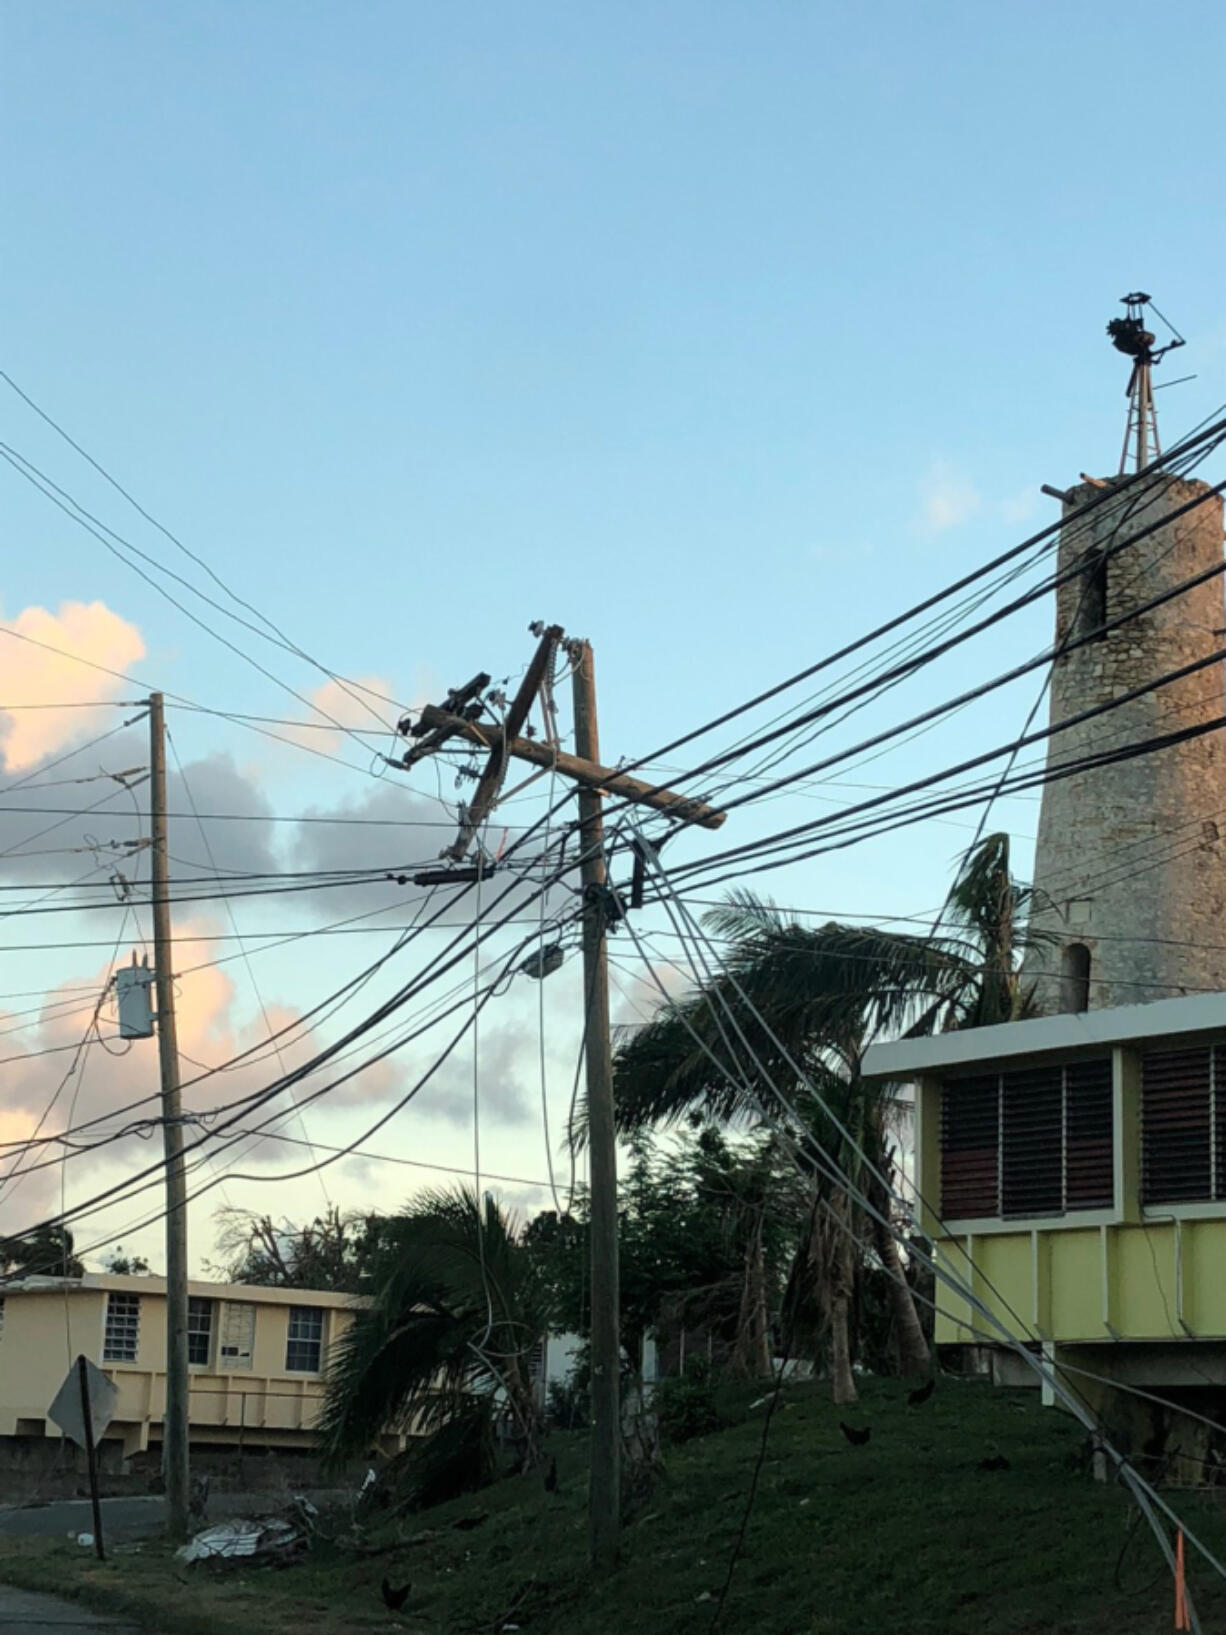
1000;488;1041;527
0;600;145;771
917;462;980;535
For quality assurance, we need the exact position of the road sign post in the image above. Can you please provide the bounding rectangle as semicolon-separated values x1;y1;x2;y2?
48;1357;116;1562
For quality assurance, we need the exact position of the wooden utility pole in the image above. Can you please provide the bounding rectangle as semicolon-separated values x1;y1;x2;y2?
396;628;726;1570
443;626;563;861
149;693;189;1539
570;638;620;1569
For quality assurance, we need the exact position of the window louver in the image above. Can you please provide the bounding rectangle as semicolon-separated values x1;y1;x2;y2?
1001;1065;1063;1217
940;1056;1113;1222
1142;1047;1213;1204
1065;1058;1114;1209
940;1074;999;1219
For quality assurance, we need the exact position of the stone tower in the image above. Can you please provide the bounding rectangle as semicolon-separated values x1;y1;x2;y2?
1022;471;1226;1012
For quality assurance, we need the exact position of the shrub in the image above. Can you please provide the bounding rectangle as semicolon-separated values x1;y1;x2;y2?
368;1399;497;1513
547;1376;589;1429
654;1368;728;1445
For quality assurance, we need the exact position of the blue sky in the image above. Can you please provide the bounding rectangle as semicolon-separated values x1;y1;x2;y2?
3;1;1226;1270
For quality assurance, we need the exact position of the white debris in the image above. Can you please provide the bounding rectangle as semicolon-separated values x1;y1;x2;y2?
176;1497;318;1567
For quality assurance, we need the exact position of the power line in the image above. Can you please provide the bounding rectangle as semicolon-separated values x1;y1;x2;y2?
218;1125;556;1191
668;475;1226;836
626;857;1221;1623
0;368;403;730
590;421;1226;808
168;727;332;1206
0;623;391;782
0;779;587;1210
0;442;398;760
657;654;1226;892
0;803;484;827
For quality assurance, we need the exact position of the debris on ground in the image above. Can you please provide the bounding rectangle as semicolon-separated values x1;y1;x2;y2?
175;1495;318;1568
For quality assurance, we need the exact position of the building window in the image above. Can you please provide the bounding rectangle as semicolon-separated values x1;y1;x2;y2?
1142;1046;1226;1205
218;1301;255;1370
1060;943;1092;1014
1073;546;1108;641
285;1306;324;1373
103;1292;141;1362
187;1297;214;1367
940;1057;1113;1221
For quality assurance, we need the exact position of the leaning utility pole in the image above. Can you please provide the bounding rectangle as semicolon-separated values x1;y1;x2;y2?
395;627;725;1570
148;693;189;1539
569;638;620;1569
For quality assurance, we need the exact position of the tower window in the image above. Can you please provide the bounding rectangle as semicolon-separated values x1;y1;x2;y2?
1060;943;1092;1014
1073;548;1108;641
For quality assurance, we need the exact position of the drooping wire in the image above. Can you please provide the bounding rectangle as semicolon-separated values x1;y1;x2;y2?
167;726;331;1207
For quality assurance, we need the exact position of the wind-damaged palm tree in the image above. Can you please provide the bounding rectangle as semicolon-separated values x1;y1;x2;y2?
611;833;1041;1400
688;1130;805;1381
319;1186;553;1474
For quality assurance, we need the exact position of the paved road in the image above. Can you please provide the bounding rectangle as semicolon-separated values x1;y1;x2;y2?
0;1584;146;1633
0;1496;166;1542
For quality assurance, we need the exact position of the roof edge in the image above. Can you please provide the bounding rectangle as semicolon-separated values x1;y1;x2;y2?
861;991;1226;1080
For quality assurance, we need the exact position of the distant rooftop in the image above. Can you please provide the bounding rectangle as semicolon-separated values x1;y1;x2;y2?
0;1270;365;1307
861;990;1226;1081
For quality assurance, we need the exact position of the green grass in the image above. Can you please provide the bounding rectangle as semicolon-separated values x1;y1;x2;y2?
3;1374;1225;1634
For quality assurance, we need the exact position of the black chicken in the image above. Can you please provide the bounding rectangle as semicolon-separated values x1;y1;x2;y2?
907;1379;936;1407
839;1421;871;1446
544;1455;560;1494
381;1578;411;1612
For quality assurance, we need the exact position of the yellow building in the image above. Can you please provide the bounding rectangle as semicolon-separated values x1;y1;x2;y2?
0;1271;372;1462
861;992;1226;1394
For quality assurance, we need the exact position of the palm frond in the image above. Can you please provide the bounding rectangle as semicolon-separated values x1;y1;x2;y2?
318;1186;553;1463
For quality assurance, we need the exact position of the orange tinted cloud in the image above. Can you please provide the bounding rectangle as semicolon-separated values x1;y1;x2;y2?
283;675;401;752
0;600;145;771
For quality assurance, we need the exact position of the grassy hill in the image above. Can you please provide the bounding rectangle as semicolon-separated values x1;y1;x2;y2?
3;1373;1225;1634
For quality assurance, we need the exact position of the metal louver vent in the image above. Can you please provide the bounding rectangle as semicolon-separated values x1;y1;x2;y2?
1001;1065;1063;1217
940;1055;1114;1222
1142;1047;1212;1204
1065;1058;1114;1209
940;1074;999;1219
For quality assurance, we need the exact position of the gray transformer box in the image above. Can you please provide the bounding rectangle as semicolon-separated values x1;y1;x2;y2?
116;960;155;1039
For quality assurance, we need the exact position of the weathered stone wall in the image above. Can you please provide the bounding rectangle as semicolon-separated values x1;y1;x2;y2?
1021;473;1226;1012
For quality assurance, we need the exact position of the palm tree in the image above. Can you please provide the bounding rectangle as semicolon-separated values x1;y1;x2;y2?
688;1130;804;1381
319;1186;553;1468
611;834;1038;1397
942;831;1042;1026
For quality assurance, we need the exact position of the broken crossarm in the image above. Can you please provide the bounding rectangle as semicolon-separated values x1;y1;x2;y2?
412;704;726;831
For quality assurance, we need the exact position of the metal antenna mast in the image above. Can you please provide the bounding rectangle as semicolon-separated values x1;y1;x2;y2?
1108;292;1185;474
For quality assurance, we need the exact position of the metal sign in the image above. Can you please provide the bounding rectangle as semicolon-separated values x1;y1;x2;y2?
48;1356;117;1449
